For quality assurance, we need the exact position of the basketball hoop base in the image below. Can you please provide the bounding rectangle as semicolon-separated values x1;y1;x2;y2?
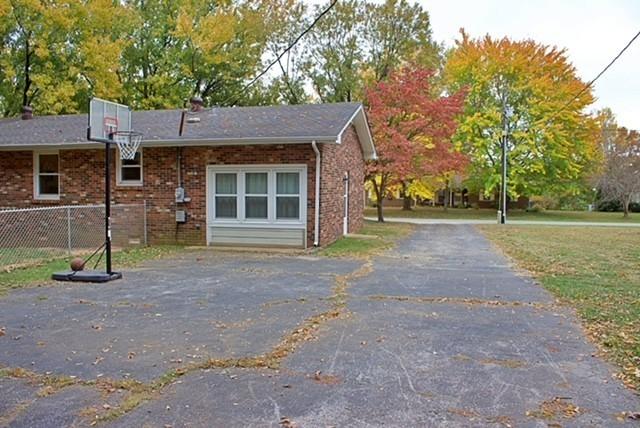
52;270;122;283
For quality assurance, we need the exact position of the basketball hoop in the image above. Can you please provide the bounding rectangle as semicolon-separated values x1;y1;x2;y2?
112;131;143;160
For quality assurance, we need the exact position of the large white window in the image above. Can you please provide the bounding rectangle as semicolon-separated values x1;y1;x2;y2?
209;165;306;225
34;151;60;200
116;149;143;186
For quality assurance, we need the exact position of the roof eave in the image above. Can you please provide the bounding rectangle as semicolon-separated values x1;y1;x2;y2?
336;105;377;161
0;136;340;151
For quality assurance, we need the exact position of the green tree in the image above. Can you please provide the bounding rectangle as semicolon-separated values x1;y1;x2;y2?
363;0;441;82
304;0;364;103
261;0;309;104
120;0;289;109
445;32;600;200
303;0;440;103
0;0;130;116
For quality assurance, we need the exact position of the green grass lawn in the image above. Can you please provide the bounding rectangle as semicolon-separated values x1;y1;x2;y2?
320;220;414;258
479;225;640;391
0;245;182;295
0;247;69;271
365;206;640;223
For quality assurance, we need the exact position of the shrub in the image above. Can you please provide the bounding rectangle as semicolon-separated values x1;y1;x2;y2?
597;200;622;212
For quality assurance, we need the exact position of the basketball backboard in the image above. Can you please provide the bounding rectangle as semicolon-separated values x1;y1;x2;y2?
88;98;131;142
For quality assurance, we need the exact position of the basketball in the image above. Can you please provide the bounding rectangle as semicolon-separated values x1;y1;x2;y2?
70;257;85;272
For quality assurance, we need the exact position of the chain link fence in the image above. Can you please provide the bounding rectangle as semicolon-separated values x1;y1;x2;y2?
0;203;146;272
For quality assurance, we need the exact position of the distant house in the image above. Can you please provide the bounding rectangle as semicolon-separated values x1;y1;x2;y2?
0;102;376;248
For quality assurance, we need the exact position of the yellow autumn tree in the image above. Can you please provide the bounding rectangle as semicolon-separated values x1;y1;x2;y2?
444;31;600;198
0;0;131;115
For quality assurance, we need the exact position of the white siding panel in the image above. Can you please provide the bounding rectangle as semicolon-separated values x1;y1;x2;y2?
210;227;305;248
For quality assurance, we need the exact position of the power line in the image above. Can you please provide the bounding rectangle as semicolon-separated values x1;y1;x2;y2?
223;0;338;107
548;28;640;122
179;0;338;134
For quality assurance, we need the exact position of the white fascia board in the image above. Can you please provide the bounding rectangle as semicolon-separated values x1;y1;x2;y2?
0;136;339;151
336;105;377;160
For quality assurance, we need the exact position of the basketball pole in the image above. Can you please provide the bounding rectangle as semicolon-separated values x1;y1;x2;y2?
105;137;113;274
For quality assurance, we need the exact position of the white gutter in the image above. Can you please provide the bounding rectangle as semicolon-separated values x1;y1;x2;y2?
311;140;321;247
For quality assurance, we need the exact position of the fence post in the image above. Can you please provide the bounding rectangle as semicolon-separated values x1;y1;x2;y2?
67;207;72;255
143;200;148;246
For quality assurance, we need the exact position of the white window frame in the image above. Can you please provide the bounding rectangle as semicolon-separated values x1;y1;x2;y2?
207;164;307;227
213;172;239;220
33;150;60;200
116;148;143;186
244;171;270;221
276;171;303;221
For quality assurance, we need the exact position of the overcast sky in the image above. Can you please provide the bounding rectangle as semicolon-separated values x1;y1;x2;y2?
305;0;640;129
425;0;640;129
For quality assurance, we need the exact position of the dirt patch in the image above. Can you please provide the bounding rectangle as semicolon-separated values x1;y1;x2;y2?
479;358;527;369
526;397;581;420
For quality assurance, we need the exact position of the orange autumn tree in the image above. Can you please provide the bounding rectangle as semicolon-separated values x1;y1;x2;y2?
366;66;467;222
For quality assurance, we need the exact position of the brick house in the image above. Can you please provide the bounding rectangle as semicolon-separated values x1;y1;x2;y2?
0;102;376;248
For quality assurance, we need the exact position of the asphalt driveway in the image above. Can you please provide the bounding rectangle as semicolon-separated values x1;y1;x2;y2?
1;225;638;427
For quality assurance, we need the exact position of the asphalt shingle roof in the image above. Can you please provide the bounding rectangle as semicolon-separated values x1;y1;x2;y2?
0;102;363;148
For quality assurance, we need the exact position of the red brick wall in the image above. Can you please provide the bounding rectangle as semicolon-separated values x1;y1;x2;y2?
0;151;33;207
1;135;367;247
318;126;366;246
0;145;318;245
169;145;317;245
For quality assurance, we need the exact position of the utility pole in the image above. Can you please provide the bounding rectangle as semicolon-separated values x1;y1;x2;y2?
499;101;513;225
501;125;507;224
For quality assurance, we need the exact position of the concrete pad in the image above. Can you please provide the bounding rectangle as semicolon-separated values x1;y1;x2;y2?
351;225;553;303
0;377;37;421
1;226;638;427
6;385;101;428
283;299;637;427
0;252;359;382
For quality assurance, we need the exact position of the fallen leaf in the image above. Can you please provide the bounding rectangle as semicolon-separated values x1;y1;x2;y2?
626;412;640;420
279;417;296;428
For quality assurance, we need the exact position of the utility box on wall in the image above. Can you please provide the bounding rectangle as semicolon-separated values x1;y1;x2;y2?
176;210;186;223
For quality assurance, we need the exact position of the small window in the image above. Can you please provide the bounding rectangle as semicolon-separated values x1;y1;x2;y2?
34;152;60;199
117;150;143;186
215;173;237;218
245;172;268;219
276;172;300;219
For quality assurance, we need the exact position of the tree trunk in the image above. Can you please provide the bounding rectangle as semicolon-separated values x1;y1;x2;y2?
23;36;32;108
377;200;384;223
443;180;450;212
371;178;385;222
623;196;630;218
401;181;412;211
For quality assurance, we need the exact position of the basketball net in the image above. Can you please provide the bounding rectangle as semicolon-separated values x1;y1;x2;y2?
112;131;143;160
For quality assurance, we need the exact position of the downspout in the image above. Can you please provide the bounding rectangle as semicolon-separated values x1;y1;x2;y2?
311;140;321;246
